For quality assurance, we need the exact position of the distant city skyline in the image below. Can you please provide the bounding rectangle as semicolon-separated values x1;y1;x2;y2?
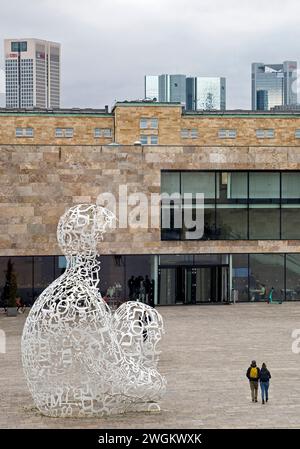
0;0;300;109
145;74;226;110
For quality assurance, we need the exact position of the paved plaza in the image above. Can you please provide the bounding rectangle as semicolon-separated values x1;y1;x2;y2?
1;303;300;428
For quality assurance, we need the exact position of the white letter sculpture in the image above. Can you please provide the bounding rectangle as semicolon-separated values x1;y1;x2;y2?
21;204;166;417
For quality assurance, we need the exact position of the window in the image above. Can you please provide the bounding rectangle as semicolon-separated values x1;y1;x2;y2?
181;128;198;139
181;129;189;138
295;129;300;138
190;129;198;139
150;118;158;129
55;128;73;138
140;118;148;129
94;128;112;138
150;135;158;145
218;129;237;138
140;118;158;129
11;41;27;52
103;128;112;138
15;127;34;137
140;135;148;145
140;135;159;145
256;129;275;138
65;128;74;138
161;170;300;241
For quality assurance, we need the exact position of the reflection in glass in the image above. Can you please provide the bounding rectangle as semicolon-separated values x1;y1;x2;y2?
249;172;280;198
249;205;280;239
33;256;54;299
281;206;300;239
232;254;249;302
286;254;300;300
249;254;284;302
216;205;248;239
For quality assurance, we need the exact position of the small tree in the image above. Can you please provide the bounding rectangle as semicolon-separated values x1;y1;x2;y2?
2;259;18;308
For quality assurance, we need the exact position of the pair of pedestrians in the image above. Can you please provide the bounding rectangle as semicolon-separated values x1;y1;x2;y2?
246;360;271;404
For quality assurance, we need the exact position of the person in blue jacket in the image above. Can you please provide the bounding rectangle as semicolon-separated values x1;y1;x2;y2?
260;362;271;404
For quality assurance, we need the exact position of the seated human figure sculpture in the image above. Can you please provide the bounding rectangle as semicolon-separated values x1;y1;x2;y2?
21;204;166;417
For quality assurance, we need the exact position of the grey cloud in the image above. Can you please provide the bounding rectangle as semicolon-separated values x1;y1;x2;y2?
1;0;300;109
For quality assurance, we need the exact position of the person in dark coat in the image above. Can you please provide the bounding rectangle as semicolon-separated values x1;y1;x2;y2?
260;362;271;404
246;360;260;402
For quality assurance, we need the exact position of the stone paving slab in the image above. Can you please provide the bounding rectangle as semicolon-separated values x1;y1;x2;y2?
1;303;300;428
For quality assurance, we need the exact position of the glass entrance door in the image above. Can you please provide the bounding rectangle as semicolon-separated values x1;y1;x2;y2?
159;265;229;304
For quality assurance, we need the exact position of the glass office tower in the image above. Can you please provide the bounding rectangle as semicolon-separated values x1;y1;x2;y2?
186;77;226;110
251;61;297;110
144;74;186;104
145;74;226;110
144;75;159;100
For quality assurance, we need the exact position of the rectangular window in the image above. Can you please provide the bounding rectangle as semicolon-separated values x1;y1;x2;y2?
181;129;189;138
103;128;112;138
150;135;158;145
94;128;101;138
190;129;198;139
65;128;74;138
256;129;275;138
11;41;27;52
295;129;300;138
140;118;148;129
140;135;148;145
218;129;237;138
181;128;198;138
15;127;33;137
150;118;158;129
55;128;63;137
140;118;158;129
161;170;300;241
55;128;73;138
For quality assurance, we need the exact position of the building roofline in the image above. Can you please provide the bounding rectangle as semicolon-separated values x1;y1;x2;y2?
0;108;112;117
111;101;182;111
1;106;300;118
183;110;300;117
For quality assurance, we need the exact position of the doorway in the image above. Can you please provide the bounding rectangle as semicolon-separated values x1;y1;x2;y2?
158;265;229;305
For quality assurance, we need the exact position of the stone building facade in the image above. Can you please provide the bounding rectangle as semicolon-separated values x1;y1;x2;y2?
1;102;300;305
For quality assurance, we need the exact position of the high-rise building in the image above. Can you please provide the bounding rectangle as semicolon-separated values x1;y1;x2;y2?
144;74;226;110
186;77;226;111
251;61;297;110
145;74;186;104
144;75;159;100
4;38;61;108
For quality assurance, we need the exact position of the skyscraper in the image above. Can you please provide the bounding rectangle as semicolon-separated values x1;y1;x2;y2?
251;61;297;110
144;75;159;100
4;38;61;108
186;77;226;111
144;74;226;110
145;74;186;104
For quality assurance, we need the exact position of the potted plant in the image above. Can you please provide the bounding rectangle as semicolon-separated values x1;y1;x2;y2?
3;259;18;317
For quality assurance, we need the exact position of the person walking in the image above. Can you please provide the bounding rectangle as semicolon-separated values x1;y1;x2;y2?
246;360;260;403
260;362;271;404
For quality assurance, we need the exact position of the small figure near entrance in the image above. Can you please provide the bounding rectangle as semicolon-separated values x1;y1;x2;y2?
260;362;271;404
259;284;266;300
246;360;260;402
268;286;282;304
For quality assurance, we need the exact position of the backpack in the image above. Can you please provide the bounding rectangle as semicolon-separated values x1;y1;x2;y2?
250;367;258;379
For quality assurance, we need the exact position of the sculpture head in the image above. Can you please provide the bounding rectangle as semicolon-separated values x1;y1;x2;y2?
57;204;115;255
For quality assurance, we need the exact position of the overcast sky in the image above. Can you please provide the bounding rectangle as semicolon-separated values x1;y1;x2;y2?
0;0;300;109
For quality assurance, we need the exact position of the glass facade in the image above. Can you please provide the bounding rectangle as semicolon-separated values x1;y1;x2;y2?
161;170;300;240
251;61;297;110
1;253;300;306
0;255;155;307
